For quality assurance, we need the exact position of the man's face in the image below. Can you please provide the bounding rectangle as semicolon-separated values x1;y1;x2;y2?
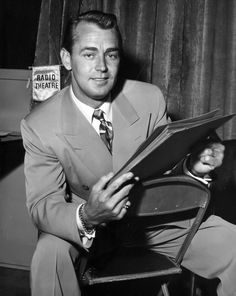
62;22;120;107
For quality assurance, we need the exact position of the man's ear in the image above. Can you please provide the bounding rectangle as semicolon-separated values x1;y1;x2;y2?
60;48;72;71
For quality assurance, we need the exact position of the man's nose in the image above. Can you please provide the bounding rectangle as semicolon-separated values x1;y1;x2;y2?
95;55;108;72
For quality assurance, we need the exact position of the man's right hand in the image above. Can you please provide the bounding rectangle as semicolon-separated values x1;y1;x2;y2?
82;172;138;228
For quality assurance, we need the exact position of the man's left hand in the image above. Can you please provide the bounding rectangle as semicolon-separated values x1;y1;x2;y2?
189;142;225;177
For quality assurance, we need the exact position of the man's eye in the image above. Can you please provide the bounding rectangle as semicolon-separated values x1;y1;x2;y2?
84;53;95;59
107;53;119;60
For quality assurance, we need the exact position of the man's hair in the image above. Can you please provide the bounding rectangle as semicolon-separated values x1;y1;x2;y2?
62;10;122;54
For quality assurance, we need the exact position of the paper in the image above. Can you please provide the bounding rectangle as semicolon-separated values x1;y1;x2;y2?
112;110;235;182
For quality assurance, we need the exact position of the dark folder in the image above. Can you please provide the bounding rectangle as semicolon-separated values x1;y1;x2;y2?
112;110;235;181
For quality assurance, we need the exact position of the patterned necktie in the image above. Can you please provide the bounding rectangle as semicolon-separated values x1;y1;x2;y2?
93;109;113;153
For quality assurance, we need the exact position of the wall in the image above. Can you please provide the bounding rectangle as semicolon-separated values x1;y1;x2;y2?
0;69;37;269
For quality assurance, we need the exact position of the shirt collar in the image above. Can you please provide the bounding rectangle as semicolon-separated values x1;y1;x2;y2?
70;86;112;123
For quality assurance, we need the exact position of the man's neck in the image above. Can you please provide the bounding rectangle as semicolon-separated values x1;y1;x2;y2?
71;86;109;109
70;86;112;123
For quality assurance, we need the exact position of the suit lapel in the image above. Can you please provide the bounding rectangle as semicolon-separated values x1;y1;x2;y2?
112;91;148;173
59;88;112;179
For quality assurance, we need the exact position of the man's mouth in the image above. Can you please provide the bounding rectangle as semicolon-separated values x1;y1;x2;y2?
92;77;109;81
91;77;109;86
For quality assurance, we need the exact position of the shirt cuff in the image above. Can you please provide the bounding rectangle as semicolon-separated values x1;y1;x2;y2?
183;155;212;187
76;204;96;248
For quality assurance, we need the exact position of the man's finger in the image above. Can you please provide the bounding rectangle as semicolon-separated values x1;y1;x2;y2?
106;172;135;196
209;142;225;151
200;154;223;169
108;183;134;208
92;172;114;193
112;198;131;220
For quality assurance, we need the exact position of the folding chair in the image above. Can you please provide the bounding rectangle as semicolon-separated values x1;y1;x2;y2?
79;175;210;296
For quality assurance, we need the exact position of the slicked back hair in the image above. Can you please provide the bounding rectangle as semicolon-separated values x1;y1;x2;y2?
62;10;122;54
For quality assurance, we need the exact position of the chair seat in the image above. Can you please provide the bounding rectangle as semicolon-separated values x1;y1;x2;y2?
80;247;181;285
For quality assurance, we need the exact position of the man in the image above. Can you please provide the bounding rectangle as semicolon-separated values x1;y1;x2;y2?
21;10;236;296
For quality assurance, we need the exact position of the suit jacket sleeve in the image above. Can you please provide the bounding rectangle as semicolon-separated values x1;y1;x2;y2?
21;119;85;249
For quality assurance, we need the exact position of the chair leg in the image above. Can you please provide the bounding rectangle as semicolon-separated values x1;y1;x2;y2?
190;273;196;296
160;283;170;296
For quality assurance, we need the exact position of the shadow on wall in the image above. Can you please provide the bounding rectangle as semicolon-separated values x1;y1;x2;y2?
0;140;25;180
120;53;149;82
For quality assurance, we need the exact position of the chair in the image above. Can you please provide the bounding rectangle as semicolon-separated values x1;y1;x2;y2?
79;175;210;296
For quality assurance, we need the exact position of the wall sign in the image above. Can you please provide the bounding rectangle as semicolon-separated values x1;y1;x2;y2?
32;65;60;102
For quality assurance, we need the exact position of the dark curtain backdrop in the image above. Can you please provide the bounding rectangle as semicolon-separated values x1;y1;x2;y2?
0;0;41;69
34;0;236;140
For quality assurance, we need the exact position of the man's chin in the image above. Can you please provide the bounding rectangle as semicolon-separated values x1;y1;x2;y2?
90;88;113;100
90;93;110;101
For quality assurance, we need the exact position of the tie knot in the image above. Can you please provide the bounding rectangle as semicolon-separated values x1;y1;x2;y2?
93;109;105;121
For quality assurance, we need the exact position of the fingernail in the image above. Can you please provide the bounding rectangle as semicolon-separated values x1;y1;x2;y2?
127;172;134;179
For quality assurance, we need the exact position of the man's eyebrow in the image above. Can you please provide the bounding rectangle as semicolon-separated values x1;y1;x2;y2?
80;47;120;53
105;47;120;53
80;47;98;53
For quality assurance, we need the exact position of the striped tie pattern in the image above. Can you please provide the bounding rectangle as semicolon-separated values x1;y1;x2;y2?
93;109;113;153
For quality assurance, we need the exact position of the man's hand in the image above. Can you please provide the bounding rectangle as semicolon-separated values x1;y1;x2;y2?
82;172;138;227
189;142;225;177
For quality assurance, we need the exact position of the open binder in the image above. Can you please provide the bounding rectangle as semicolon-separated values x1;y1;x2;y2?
112;110;235;181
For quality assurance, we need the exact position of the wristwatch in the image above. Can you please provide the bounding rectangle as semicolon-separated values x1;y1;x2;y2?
78;203;96;239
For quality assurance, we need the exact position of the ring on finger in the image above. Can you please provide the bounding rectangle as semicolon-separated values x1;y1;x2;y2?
124;202;130;209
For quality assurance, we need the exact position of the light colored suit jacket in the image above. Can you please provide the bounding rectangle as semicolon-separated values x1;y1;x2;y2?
21;79;167;249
